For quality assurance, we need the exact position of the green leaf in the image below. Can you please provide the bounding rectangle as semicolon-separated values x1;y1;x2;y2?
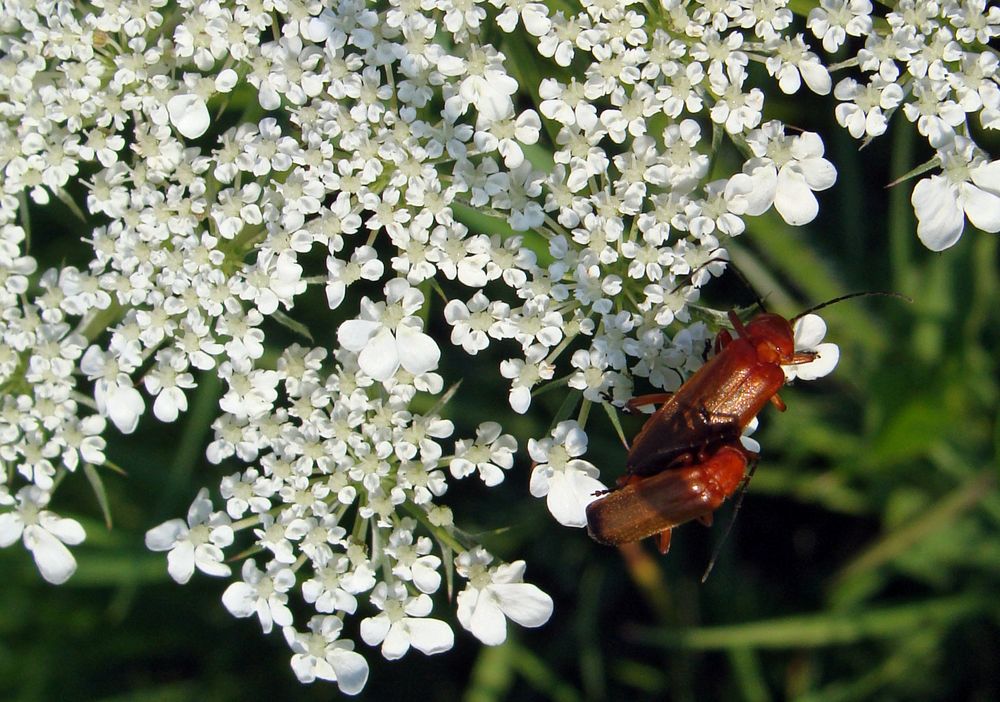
867;399;951;465
631;594;988;649
830;471;994;595
466;643;515;702
83;462;113;529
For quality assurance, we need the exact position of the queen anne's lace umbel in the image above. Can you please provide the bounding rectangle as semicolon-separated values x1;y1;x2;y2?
0;0;996;692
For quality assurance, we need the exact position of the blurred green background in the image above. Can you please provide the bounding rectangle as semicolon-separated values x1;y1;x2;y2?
3;50;1000;702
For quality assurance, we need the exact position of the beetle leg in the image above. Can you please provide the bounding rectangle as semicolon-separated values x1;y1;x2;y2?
656;528;673;554
698;513;714;527
713;328;733;354
770;393;786;411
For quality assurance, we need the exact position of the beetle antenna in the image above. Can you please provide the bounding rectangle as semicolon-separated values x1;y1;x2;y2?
726;261;768;314
791;291;911;322
666;248;730;296
701;457;758;583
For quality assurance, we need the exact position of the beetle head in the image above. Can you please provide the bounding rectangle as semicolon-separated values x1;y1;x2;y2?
745;313;794;364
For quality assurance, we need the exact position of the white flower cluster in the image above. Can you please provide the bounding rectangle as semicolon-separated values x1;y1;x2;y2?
144;342;550;693
809;0;1000;250
0;0;993;693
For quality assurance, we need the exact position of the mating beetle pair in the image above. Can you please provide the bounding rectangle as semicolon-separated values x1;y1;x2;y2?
586;293;894;555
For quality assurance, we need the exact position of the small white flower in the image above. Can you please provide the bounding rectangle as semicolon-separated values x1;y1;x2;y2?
733;123;837;226
326;246;383;311
284;616;369;694
765;35;831;95
500;350;554;414
302;556;376;615
144;348;196;423
384;525;442;594
337;279;440;382
833;76;905;139
360;582;454;660
0;486;85;585
145;488;234;584
911;138;1000;251
450;421;517;486
222;559;296;634
807;0;873;53
783;315;840;382
80;346;145;434
528;420;606;527
494;1;552;36
455;548;553;646
708;64;765;134
444;293;507;355
568;348;612;401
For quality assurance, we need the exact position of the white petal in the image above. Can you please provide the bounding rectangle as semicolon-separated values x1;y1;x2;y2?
799;158;837;191
222;582;256;618
493;582;554;628
360;614;391;646
743;165;778;216
288;652;320;683
774;168;819;225
528;463;551;498
777;65;801;94
167;94;210;139
480;465;505;487
166;540;196;584
38;513;85;544
396;322;441;376
329;649;370;695
800;61;831;95
469;596;508;645
792;314;827;348
381;623;411;660
411;561;442;594
406;618;454;655
107;384;145;434
153;390;181;422
509;386;531;414
0;512;23;546
522;5;552;36
270;600;294;628
326;281;346;310
492;560;527;584
961;182;1000;233
144;519;187;551
912;176;965;251
791;131;825;159
970;160;1000;193
561;424;589;456
215;68;238;92
545;470;607;527
337;319;381;351
24;524;78;584
357;327;399;381
255;600;275;634
194;544;231;577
